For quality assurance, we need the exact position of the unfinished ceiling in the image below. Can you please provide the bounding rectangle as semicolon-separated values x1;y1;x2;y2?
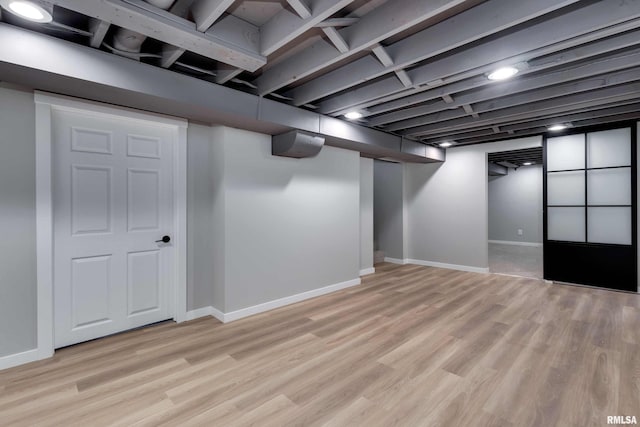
488;147;543;170
3;0;640;148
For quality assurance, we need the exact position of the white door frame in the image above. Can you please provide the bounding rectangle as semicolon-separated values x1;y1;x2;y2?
35;92;188;360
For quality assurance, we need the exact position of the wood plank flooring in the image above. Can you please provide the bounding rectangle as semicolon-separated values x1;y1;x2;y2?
1;263;640;426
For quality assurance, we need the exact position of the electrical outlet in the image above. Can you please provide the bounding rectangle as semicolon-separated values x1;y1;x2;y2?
517;229;523;236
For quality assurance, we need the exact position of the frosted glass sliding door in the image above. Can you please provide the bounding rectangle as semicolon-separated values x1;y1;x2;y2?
543;124;637;292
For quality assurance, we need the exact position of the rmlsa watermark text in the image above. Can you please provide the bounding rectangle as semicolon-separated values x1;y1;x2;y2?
608;415;638;425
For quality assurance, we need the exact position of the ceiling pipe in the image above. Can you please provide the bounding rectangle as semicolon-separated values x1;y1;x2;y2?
112;0;174;56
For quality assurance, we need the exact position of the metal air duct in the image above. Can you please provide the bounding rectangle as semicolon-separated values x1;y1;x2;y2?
272;130;325;159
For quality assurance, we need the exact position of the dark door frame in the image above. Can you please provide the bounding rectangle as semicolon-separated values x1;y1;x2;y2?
542;121;638;292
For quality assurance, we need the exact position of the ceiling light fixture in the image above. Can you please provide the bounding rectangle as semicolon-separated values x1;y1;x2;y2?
522;162;534;166
0;0;53;23
344;111;363;120
439;141;453;148
548;124;569;132
487;66;519;81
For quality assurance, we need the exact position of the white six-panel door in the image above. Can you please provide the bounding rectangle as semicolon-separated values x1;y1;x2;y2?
52;108;176;348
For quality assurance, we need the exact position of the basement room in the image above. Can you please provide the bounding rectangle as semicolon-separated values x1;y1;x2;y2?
0;0;639;425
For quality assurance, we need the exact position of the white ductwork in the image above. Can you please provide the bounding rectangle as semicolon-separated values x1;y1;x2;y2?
112;0;174;55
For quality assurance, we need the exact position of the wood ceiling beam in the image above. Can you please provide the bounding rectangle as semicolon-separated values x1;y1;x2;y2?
51;0;266;71
317;0;640;115
260;0;355;56
288;0;580;107
377;49;640;128
255;0;470;95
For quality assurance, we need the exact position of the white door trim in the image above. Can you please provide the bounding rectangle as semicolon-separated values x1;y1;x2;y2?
35;92;188;361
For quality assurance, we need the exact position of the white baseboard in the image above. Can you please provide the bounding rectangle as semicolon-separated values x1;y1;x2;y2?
210;307;225;323
181;278;362;324
0;348;40;371
183;305;225;323
359;267;375;276
407;259;490;274
489;240;542;247
2;278;359;371
183;306;215;321
223;278;361;323
384;257;409;265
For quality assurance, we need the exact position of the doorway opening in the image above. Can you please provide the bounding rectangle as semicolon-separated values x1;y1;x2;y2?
487;148;543;279
373;159;404;265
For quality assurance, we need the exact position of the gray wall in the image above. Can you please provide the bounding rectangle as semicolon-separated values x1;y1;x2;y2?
405;136;542;270
360;158;374;272
0;89;363;362
187;123;218;311
488;165;543;244
0;85;37;358
373;160;405;259
219;126;361;311
209;127;227;312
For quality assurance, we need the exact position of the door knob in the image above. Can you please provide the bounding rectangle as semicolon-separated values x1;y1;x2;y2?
155;235;171;243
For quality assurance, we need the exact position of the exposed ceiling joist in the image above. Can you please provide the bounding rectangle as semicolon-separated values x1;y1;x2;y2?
89;19;110;48
377;50;640;128
6;0;640;152
318;0;640;115
160;45;186;68
288;0;580;107
322;27;349;53
389;67;640;132
395;70;413;88
216;68;243;84
315;18;360;28
466;67;640;116
459;111;640;146
260;0;355;57
51;0;266;71
405;82;640;136
286;0;312;19
501;103;640;133
422;100;640;142
371;44;394;67
352;25;640;119
425;128;496;143
169;0;196;17
332;24;640;118
156;0;195;65
191;0;236;32
441;94;454;104
254;0;470;96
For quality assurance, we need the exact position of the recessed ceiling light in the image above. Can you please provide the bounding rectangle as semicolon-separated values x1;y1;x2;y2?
439;141;453;148
0;0;53;23
522;162;534;166
548;124;568;131
487;66;519;81
344;111;363;120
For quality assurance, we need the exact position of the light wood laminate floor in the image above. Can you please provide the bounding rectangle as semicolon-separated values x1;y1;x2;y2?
1;263;639;426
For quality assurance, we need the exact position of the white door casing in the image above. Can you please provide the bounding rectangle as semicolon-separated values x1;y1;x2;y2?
36;93;187;355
